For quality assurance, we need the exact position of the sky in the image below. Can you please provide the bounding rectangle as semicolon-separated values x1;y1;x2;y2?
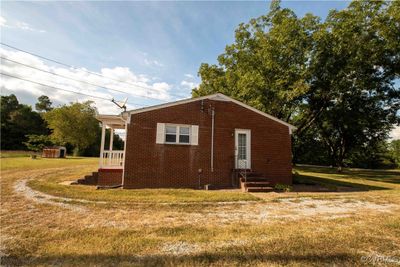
0;1;398;139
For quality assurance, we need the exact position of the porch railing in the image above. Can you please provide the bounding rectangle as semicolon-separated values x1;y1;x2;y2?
101;150;124;168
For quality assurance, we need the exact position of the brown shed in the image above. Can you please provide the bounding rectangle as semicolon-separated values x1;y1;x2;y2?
42;146;66;158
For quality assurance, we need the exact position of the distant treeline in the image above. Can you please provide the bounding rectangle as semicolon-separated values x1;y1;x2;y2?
1;94;399;168
0;94;123;156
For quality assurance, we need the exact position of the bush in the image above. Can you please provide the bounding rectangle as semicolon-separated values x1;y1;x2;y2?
23;135;53;153
274;183;293;192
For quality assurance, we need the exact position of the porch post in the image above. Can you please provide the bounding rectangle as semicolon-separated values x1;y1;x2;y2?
99;122;106;168
109;128;114;151
108;128;114;166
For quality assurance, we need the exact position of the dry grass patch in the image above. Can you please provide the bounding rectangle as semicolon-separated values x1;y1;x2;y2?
1;158;400;266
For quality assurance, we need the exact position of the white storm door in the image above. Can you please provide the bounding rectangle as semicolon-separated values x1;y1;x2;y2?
235;129;251;169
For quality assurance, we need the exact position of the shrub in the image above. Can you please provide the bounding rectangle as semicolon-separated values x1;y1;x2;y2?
274;183;293;192
23;134;53;153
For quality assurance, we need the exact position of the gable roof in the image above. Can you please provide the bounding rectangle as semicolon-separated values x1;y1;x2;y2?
125;93;296;131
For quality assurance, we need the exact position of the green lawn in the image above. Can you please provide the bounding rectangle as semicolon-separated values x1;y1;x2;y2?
0;150;37;158
29;181;260;203
0;155;99;171
3;156;259;203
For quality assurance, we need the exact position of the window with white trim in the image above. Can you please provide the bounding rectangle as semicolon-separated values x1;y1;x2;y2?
156;123;198;145
165;125;190;144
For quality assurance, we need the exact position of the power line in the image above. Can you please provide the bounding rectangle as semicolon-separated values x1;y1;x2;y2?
0;42;188;99
1;56;171;102
0;72;146;107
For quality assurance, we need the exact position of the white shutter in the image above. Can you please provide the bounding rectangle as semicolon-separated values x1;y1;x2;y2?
191;125;199;145
156;123;165;144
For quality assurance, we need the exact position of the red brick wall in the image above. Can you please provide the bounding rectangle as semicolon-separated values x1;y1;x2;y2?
98;169;123;186
123;99;292;189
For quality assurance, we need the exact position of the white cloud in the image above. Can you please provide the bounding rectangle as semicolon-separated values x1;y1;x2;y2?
144;58;163;67
0;15;45;33
179;73;199;92
15;21;46;33
0;16;6;27
390;126;400;140
0;48;174;114
180;80;198;90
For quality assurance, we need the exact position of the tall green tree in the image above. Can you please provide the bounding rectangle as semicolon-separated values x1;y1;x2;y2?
305;0;399;169
43;101;99;155
193;1;319;123
1;94;48;150
389;140;400;168
194;0;400;169
35;95;53;112
80;128;124;157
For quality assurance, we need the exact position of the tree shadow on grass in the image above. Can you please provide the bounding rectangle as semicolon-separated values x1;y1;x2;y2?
63;157;91;160
2;252;359;267
295;165;400;186
293;173;389;192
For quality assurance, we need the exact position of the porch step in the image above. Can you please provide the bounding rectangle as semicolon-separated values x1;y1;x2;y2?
243;181;271;186
246;186;274;192
238;170;274;193
241;182;272;192
237;170;262;177
240;177;270;183
246;172;264;178
76;171;98;185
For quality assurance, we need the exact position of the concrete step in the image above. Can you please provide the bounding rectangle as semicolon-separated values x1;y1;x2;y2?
246;172;264;177
77;178;91;185
240;177;270;182
243;181;271;187
77;173;98;185
246;186;274;192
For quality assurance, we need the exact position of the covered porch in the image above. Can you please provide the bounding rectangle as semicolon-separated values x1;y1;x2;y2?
96;114;127;170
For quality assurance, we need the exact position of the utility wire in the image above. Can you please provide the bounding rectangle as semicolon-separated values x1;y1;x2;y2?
1;56;170;102
0;72;146;107
0;42;187;99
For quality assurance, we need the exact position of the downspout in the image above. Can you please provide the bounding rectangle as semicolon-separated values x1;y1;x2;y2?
211;107;215;172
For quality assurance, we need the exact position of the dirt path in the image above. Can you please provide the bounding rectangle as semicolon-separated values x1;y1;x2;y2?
2;165;400;265
14;179;90;212
8;168;399;227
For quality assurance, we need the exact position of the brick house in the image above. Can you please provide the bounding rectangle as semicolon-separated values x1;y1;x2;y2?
88;93;296;190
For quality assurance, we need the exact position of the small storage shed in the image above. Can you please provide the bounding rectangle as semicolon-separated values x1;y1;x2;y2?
42;146;66;158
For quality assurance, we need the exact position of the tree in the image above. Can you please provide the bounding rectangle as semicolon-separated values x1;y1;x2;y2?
35;95;53;112
193;2;319;123
43;101;99;155
80;128;124;157
194;0;400;169
305;1;399;169
389;140;400;168
1;94;49;150
23;134;54;153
